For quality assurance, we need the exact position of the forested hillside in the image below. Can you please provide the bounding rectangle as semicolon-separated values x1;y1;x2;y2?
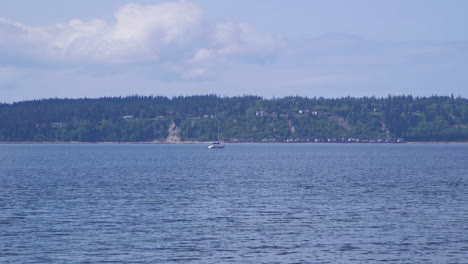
1;95;468;142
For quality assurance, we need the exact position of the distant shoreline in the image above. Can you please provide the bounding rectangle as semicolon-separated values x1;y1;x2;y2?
1;141;468;145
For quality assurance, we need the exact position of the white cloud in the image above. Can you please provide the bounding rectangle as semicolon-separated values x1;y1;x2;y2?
0;1;284;77
47;1;204;64
113;2;202;44
191;48;215;63
1;3;467;101
0;18;51;65
213;22;285;57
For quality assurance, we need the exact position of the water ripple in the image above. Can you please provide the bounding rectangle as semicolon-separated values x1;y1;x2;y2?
0;143;467;263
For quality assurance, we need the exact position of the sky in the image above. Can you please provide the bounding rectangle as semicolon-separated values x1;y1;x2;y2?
1;0;468;102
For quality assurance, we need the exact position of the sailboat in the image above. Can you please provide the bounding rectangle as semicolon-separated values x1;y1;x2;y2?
208;119;225;149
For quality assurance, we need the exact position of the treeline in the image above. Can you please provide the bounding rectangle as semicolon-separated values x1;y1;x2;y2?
0;95;467;142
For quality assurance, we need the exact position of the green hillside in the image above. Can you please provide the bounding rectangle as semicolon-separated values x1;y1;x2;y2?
1;95;467;142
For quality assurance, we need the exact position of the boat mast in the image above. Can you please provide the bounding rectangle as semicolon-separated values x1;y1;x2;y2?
217;118;221;142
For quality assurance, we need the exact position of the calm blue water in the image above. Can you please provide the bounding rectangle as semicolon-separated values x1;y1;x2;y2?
0;143;467;263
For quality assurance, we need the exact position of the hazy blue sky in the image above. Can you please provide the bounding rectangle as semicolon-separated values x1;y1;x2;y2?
1;0;467;102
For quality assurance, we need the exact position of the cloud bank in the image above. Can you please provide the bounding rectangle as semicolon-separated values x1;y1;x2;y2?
0;1;467;102
0;1;284;78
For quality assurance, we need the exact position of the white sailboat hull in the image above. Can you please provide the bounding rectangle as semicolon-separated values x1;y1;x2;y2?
208;144;225;149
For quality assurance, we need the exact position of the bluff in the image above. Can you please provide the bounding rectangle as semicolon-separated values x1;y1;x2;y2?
1;95;467;142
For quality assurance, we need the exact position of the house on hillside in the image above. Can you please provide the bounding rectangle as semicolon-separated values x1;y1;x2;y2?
51;122;65;128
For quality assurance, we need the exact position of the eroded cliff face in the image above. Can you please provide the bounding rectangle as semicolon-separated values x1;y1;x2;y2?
166;121;181;143
329;115;352;131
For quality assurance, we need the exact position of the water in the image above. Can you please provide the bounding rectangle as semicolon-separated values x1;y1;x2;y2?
0;143;467;263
